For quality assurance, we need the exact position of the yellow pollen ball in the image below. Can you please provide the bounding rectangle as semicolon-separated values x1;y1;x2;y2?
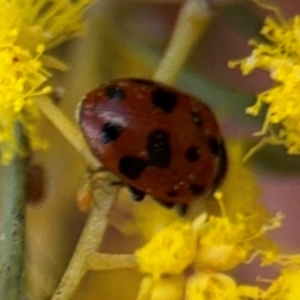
136;222;197;279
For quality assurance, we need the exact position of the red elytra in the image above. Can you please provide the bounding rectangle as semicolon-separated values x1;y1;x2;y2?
78;78;227;205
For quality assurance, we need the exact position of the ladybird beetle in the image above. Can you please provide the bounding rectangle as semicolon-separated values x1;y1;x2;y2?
78;78;227;206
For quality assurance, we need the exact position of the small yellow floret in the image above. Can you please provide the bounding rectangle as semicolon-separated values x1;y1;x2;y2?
185;273;239;300
195;215;251;271
137;276;185;300
136;221;197;278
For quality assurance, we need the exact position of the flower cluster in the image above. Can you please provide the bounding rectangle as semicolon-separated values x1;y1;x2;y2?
135;209;290;300
130;140;300;300
0;0;92;164
229;12;300;155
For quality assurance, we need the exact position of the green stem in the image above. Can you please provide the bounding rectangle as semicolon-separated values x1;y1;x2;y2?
0;125;28;300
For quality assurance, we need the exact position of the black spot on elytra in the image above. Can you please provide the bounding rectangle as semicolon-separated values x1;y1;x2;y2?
151;88;177;113
128;186;145;201
147;129;171;168
118;156;147;180
105;85;125;101
129;78;157;87
185;146;200;162
191;111;203;127
189;184;205;196
100;122;123;144
167;190;179;197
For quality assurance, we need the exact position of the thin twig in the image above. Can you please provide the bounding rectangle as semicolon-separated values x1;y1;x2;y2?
153;0;216;84
0;124;28;300
87;253;137;270
51;186;118;300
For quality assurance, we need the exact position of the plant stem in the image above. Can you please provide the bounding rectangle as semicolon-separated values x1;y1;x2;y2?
87;253;137;270
0;125;28;300
153;0;216;84
51;185;118;300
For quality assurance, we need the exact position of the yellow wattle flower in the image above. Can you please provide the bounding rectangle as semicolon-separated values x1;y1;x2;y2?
134;140;283;299
136;221;197;279
138;276;185;300
194;215;252;271
229;13;300;155
185;273;239;300
0;0;92;164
